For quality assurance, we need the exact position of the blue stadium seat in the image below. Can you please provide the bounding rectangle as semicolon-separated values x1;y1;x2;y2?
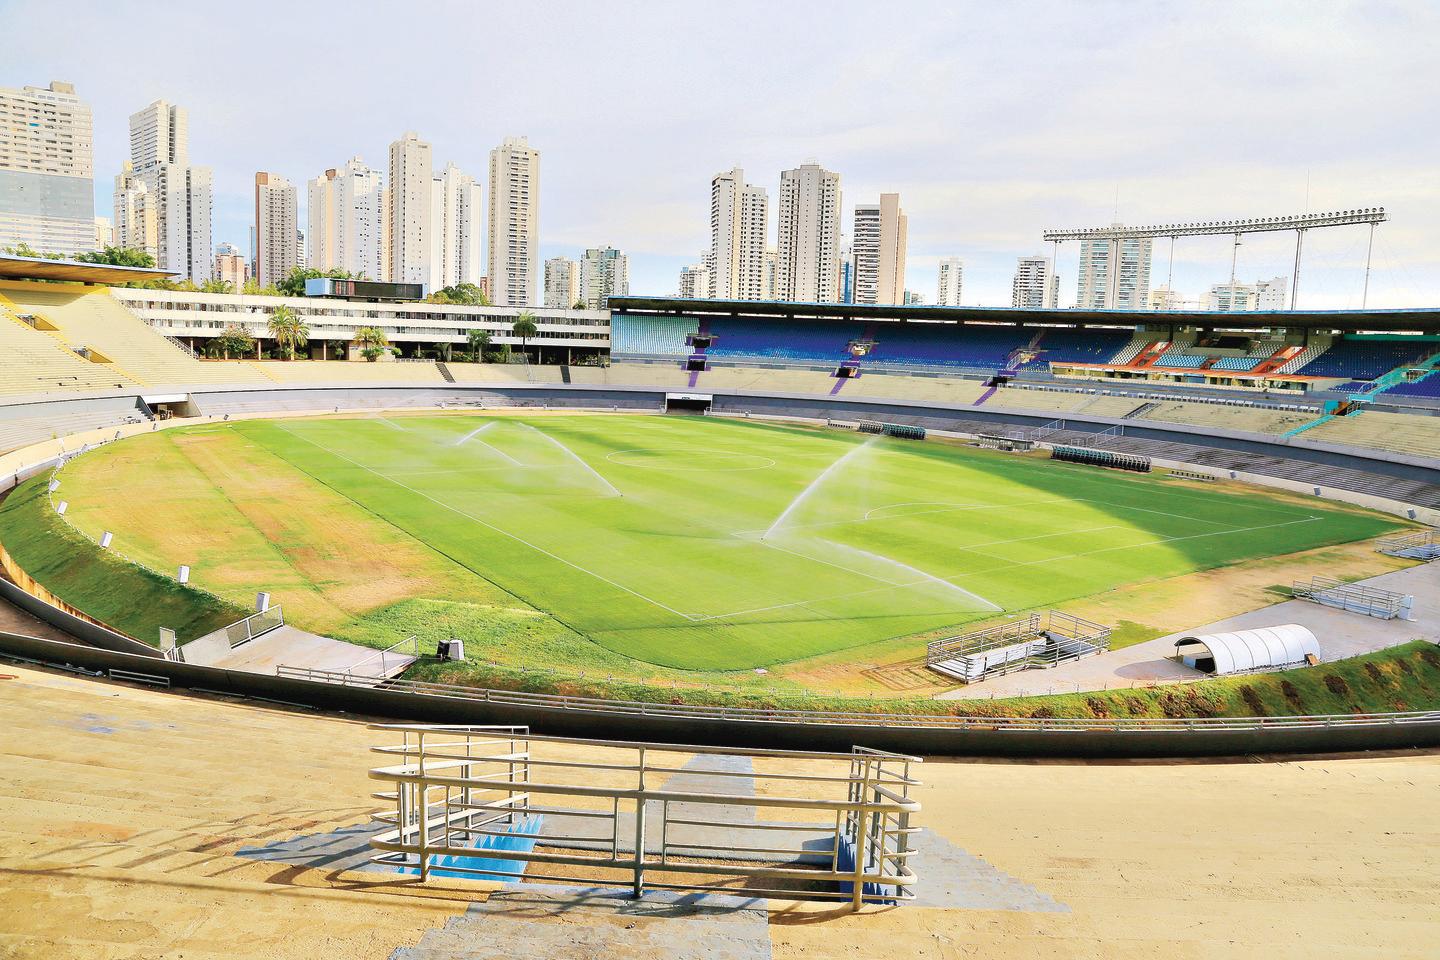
1290;338;1438;379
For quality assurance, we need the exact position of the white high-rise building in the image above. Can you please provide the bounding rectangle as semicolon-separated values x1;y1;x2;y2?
678;262;711;299
254;172;297;287
433;162;481;290
1204;276;1289;312
544;256;579;308
1149;285;1185;311
579;246;628;309
121;100;211;280
708;167;768;299
1012;255;1059;309
487;136;540;306
775;162;842;303
214;241;247;290
0;81;96;254
851;193;907;305
936;257;964;306
112;161;158;262
1076;228;1151;310
388;132;433;286
1256;276;1288;310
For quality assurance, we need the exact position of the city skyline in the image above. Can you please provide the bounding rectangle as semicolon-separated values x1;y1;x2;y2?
3;0;1437;308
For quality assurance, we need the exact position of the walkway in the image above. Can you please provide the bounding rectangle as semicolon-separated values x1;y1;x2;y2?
205;625;415;679
941;561;1440;700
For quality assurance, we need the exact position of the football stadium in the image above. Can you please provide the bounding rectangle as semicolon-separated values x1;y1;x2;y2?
3;259;1440;957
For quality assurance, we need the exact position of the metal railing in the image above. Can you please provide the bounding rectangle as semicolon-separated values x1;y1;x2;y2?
274;665;1440;732
926;611;1113;682
1291;575;1412;620
1376;530;1440;560
219;605;284;648
344;634;420;679
366;724;920;908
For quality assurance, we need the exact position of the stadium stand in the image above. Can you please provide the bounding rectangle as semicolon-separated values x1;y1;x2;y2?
0;396;150;454
610;313;699;357
1134;401;1315;435
1107;333;1153;365
1383;373;1440;400
1303;410;1440;459
1017;327;1134;367
0;302;141;396
1287;336;1438;379
255;360;448;385
1;282;262;387
707;316;864;363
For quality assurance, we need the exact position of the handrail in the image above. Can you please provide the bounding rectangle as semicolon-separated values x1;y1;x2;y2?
366;723;920;907
278;664;1440;732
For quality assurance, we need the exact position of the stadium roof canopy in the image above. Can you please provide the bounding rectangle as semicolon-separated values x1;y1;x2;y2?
0;254;176;285
609;295;1440;334
1174;624;1320;676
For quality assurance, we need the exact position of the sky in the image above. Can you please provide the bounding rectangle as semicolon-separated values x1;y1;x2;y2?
6;0;1440;308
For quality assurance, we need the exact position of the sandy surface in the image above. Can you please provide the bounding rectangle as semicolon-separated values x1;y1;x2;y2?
1;661;1437;958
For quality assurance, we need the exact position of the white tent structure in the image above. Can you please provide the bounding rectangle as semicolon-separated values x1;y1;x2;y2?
1174;624;1321;676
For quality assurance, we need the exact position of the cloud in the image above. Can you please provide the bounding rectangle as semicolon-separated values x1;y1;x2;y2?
6;0;1436;306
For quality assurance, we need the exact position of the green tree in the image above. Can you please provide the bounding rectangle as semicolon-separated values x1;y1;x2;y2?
466;329;492;361
428;282;490;306
0;242;63;260
353;325;390;362
74;246;156;268
199;278;234;294
209;324;255;360
572;298;587;310
512;312;539;363
266;305;310;360
276;266;356;297
242;277;282;296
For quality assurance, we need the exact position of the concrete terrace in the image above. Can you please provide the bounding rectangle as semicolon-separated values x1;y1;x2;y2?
2;658;1439;958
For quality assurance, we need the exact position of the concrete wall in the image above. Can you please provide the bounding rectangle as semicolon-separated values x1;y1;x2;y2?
4;629;1440;758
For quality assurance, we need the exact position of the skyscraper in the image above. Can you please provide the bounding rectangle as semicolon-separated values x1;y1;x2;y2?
433;162;481;290
851;193;907;305
388;132;433;286
678;262;711;299
775;162;841;303
708;168;768;299
487;136;540;306
1013;255;1059;309
214;241;248;290
936;256;964;307
1076;228;1152;310
544;256;579;308
0;80;95;254
254;172;298;287
112;161;158;262
579;246;629;309
121;100;211;280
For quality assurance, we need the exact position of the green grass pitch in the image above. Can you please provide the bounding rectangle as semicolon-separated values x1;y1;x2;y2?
209;413;1399;670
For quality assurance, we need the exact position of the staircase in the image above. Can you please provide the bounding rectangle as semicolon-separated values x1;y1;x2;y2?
1130;341;1168;368
1283;413;1336;438
1124;401;1159;419
436;362;456;383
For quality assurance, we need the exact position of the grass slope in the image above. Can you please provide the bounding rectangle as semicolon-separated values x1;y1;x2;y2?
412;640;1440;720
0;476;245;644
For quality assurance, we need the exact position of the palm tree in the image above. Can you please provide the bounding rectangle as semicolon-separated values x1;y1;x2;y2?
353;325;390;362
266;305;310;360
466;329;492;362
512;312;539;363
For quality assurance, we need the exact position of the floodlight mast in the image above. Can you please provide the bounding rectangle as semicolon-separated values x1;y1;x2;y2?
1042;208;1388;310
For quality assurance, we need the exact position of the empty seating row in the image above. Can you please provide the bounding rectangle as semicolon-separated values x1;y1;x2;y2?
1302;410;1440;459
1135;401;1313;435
610;314;698;357
255;360;447;385
2;284;262;387
0;396;150;454
1289;337;1438;379
0;307;140;397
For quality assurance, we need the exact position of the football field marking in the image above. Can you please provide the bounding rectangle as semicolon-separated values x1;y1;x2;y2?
271;423;694;621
